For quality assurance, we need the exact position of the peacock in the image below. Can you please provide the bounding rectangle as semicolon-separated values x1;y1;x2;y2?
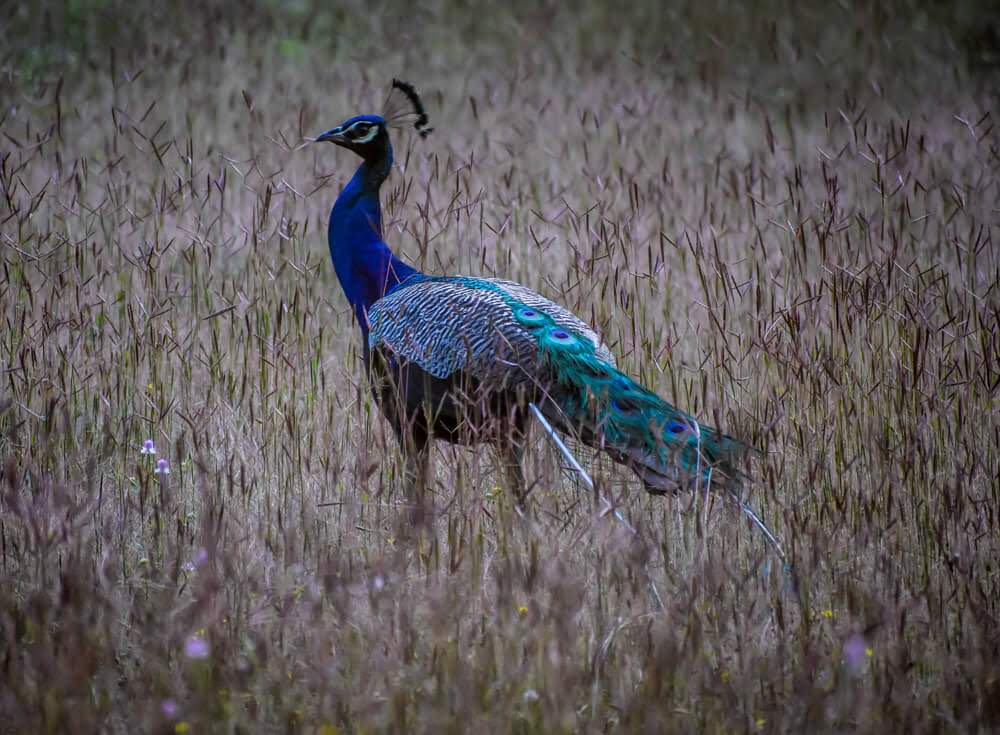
315;81;779;552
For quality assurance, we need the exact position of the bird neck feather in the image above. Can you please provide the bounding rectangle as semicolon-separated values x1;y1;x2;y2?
328;146;420;339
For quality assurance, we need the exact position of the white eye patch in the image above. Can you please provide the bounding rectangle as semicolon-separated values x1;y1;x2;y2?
346;122;380;144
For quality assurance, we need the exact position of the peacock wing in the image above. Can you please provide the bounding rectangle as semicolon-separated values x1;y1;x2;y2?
485;279;616;366
367;277;543;383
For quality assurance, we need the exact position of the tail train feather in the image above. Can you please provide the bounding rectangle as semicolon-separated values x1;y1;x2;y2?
535;348;752;495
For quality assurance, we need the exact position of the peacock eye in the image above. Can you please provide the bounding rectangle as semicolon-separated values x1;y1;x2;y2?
347;122;379;143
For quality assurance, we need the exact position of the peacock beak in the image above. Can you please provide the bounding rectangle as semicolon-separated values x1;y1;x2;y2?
315;127;347;144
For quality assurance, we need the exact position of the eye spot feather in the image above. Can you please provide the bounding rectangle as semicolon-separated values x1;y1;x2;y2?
514;306;546;326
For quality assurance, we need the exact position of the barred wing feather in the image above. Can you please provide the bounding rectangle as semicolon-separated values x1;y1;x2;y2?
367;276;614;381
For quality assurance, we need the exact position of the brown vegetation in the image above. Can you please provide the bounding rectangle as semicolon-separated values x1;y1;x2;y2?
1;1;998;731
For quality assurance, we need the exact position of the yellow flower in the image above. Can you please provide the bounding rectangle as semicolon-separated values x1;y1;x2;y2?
865;647;874;657
517;605;528;618
175;723;190;734
756;718;766;728
721;671;730;683
821;609;834;619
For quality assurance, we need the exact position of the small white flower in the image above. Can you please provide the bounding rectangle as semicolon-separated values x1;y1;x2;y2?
141;439;157;455
373;575;385;591
155;458;170;475
523;688;540;703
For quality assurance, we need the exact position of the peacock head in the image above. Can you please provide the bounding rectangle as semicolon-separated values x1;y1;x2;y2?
314;79;432;163
315;115;389;161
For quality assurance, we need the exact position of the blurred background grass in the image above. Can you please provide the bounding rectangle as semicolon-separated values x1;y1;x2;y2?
6;0;1000;97
1;0;999;732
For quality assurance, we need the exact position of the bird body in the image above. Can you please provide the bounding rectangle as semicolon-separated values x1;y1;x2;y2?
317;82;750;506
369;274;748;493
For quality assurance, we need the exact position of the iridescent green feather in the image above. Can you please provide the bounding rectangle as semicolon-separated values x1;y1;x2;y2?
513;300;749;492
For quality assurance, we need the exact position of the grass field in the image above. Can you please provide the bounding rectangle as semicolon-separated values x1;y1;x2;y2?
2;0;999;731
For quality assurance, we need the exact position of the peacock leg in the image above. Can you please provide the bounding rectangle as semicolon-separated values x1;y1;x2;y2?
496;415;530;508
498;440;526;507
400;429;433;529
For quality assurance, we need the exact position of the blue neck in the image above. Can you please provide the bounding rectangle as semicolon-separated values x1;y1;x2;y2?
328;145;420;340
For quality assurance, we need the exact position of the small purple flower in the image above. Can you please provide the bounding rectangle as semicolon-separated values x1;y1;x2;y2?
184;635;210;659
183;548;209;573
843;633;866;673
154;458;170;475
161;699;178;719
141;439;157;455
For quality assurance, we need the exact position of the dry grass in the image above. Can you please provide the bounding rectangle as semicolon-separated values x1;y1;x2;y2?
2;0;999;732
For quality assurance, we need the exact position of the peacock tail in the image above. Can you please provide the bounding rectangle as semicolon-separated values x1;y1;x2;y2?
368;275;750;493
